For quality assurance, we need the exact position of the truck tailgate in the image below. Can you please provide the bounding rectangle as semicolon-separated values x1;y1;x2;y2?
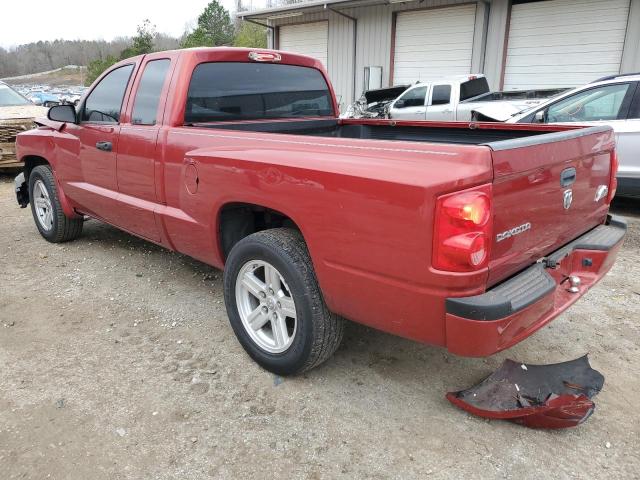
487;126;615;286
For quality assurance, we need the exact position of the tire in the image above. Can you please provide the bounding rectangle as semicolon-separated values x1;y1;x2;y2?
29;165;83;243
223;228;344;376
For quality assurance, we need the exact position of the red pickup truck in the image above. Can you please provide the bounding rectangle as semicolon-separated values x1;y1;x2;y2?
14;48;626;375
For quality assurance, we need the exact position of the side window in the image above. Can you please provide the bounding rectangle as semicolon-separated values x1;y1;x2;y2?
628;83;640;119
431;85;451;105
546;83;630;123
82;64;134;123
397;86;427;108
131;59;171;125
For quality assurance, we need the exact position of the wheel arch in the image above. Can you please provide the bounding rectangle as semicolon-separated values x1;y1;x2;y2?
217;202;309;263
23;155;78;218
23;154;50;181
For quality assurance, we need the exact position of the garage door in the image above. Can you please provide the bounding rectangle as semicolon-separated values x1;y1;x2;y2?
503;0;630;90
392;4;477;85
278;22;328;68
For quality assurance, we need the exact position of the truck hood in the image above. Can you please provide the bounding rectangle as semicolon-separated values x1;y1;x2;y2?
0;104;47;121
471;103;523;122
364;85;410;104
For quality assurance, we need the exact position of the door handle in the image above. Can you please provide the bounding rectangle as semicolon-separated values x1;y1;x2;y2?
96;141;112;152
560;167;576;187
416;110;425;114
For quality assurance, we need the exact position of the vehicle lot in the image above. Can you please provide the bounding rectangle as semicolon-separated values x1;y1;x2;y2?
0;175;638;479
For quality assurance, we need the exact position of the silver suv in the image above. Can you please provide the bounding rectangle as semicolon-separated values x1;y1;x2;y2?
507;73;640;198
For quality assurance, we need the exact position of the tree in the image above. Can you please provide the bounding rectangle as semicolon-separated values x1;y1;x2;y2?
85;55;118;86
121;19;156;58
181;0;235;48
233;22;267;49
84;19;158;85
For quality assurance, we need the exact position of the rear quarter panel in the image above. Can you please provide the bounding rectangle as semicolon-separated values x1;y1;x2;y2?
159;127;493;345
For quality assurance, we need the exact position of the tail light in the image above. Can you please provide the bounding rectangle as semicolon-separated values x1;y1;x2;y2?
607;150;618;203
433;184;492;272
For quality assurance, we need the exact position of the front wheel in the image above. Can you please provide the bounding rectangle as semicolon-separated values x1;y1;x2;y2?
223;228;344;376
29;165;83;243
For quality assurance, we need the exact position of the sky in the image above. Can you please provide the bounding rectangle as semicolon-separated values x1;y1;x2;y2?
0;0;250;49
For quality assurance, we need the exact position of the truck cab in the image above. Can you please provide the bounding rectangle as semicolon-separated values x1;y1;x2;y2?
387;75;483;121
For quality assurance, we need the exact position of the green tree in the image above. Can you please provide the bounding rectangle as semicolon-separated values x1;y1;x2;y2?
181;0;234;48
121;19;156;58
233;22;267;48
85;19;157;85
85;55;118;86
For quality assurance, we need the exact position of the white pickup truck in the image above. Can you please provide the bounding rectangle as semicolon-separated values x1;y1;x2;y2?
388;75;564;122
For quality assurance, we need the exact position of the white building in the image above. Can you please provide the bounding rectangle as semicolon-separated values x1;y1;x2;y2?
241;0;640;109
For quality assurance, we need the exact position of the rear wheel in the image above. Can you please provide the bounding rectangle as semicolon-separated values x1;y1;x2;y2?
29;165;83;242
223;228;344;375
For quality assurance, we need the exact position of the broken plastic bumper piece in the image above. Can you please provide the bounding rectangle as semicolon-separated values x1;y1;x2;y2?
446;355;604;429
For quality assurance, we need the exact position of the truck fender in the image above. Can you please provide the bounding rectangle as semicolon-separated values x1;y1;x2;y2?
21;154;80;219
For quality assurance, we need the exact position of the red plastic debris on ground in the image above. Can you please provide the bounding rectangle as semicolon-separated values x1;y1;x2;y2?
446;355;604;429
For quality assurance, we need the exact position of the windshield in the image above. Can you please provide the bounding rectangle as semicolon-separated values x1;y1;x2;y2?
185;62;335;123
0;83;31;107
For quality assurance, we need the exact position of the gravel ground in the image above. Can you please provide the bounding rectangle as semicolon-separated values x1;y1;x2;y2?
0;174;639;480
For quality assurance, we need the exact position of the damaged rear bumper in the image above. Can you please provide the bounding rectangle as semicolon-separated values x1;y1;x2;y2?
445;215;627;357
446;355;604;428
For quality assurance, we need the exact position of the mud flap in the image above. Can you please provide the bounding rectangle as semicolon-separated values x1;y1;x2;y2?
446;355;604;429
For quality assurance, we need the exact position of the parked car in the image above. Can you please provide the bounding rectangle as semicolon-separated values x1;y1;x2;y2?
0;81;47;169
388;74;566;122
14;48;625;376
341;85;410;118
27;91;60;107
504;73;640;198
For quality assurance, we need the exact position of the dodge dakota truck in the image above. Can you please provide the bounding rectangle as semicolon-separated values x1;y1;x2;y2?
14;48;626;375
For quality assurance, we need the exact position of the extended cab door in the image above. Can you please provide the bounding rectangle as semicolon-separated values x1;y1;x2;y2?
389;85;428;120
115;56;174;242
424;84;455;121
62;64;135;223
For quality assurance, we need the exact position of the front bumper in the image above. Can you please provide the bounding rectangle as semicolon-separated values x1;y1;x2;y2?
445;215;627;357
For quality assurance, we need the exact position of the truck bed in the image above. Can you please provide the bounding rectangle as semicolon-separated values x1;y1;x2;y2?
190;118;568;146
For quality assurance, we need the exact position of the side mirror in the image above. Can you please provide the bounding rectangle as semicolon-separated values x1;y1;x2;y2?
394;99;405;109
534;110;546;123
48;104;77;123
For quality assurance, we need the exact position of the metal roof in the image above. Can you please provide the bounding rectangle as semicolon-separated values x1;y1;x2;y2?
239;0;388;19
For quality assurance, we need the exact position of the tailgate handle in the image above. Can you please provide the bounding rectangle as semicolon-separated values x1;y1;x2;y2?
560;167;576;187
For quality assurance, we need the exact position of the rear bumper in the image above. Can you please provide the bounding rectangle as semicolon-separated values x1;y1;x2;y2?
445;215;627;357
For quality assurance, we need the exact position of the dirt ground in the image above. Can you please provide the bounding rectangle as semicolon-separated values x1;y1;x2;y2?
0;174;639;480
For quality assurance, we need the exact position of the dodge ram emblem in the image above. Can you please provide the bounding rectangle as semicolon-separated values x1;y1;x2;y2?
563;189;573;210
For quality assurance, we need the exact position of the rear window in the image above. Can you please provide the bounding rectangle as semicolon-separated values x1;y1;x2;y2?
185;62;334;123
460;77;490;101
